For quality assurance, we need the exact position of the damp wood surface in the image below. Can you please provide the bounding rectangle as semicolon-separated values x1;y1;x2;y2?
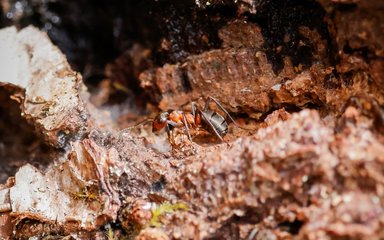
0;0;384;239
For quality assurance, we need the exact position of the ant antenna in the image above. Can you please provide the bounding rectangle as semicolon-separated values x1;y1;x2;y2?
182;113;193;142
119;118;154;133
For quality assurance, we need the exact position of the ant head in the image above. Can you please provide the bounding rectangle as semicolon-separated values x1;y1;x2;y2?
153;112;169;131
157;112;169;123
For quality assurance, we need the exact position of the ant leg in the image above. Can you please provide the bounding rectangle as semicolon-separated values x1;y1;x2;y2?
206;96;237;124
207;96;253;130
165;124;174;145
166;120;179;128
191;102;197;119
203;98;209;112
171;129;177;146
166;120;182;146
165;119;184;146
192;101;203;127
182;113;193;142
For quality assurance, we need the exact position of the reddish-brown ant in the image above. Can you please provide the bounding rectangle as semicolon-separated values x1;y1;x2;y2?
123;96;250;144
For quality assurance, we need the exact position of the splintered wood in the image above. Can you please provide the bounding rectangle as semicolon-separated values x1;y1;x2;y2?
0;27;120;238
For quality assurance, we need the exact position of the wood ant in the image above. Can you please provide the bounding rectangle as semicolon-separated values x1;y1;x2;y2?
123;96;252;145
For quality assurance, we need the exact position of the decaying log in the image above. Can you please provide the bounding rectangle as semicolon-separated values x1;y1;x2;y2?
1;0;384;238
159;109;384;239
0;26;120;238
8;139;121;237
0;26;90;147
131;34;384;128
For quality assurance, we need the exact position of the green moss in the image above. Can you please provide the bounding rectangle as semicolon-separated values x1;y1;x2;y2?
105;224;116;240
150;202;189;227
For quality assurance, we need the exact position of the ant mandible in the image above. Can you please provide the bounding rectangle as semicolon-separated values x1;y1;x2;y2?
124;96;248;145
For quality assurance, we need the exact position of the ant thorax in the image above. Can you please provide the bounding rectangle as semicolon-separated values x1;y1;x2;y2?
168;111;184;123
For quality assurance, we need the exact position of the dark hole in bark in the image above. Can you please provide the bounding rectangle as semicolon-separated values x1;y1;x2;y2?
0;88;59;183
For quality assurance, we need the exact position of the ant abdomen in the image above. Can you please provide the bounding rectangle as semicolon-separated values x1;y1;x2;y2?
201;110;228;137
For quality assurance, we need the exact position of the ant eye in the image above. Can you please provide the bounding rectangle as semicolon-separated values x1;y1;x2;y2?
157;112;169;123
